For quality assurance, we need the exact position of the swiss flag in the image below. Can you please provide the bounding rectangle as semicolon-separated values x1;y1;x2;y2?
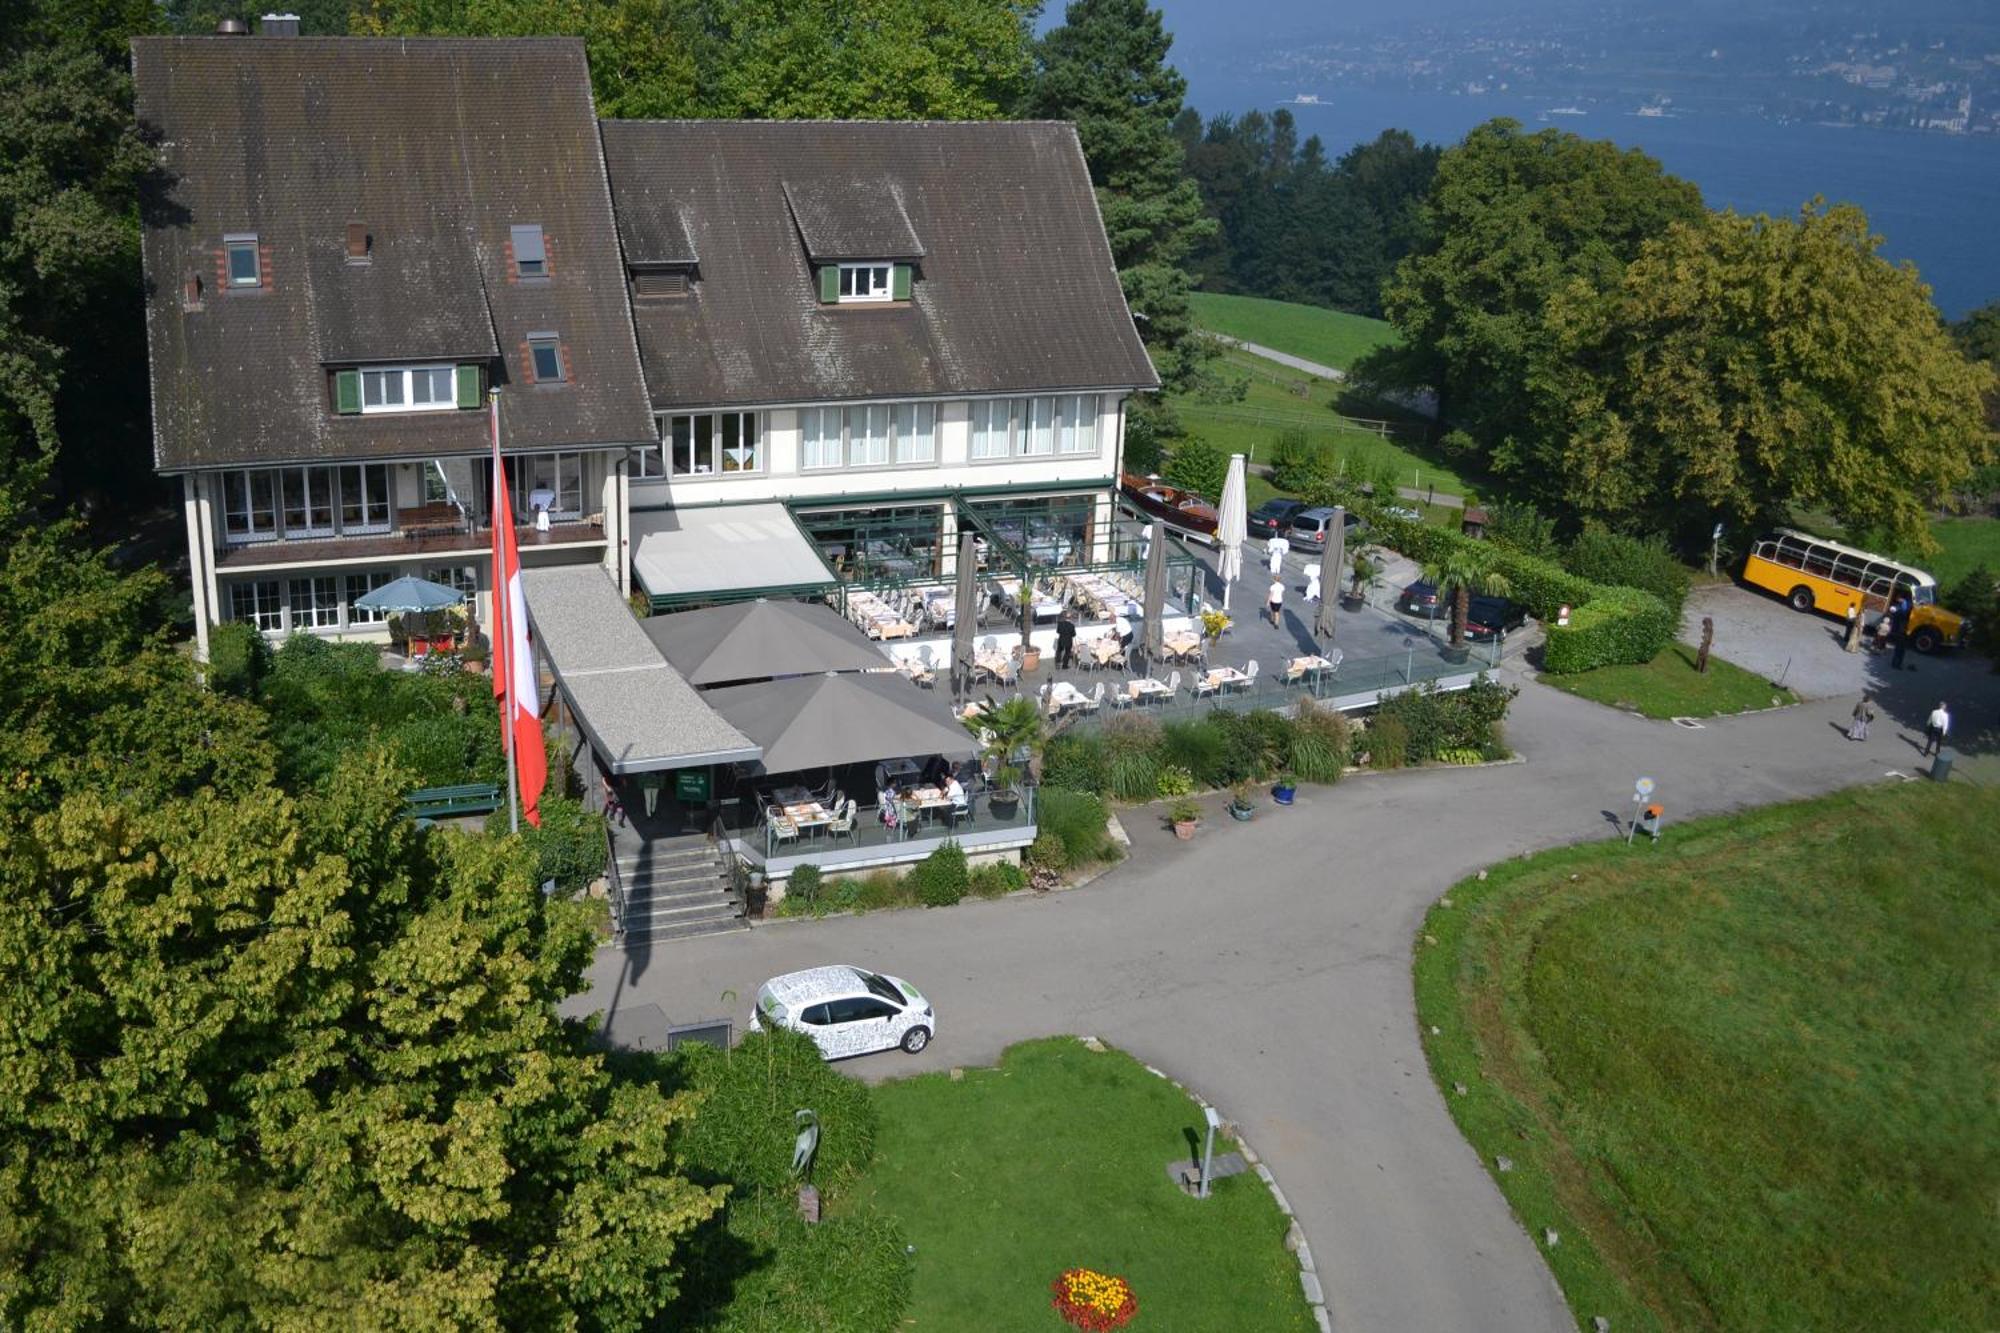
490;403;546;827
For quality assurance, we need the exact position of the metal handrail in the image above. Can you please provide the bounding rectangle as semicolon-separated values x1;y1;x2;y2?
710;813;751;919
602;821;625;938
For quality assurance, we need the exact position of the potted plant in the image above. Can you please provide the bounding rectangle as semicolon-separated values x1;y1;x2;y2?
1199;607;1232;642
972;695;1043;820
1226;780;1256;821
1343;548;1382;611
1167;797;1201;841
1420;545;1511;664
1271;771;1298;805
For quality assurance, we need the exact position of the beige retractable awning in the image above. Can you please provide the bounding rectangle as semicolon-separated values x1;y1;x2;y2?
630;503;837;603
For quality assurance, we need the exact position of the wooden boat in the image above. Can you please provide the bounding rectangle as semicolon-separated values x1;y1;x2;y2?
1120;473;1219;540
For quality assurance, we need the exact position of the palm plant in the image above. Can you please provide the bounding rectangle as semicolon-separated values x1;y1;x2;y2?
1420;545;1512;648
972;695;1045;792
1347;547;1383;602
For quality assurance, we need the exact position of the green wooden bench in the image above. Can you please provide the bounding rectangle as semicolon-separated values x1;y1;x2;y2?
405;783;502;823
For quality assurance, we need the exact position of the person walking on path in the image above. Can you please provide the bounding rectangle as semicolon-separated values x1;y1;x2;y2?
1889;595;1914;671
1844;603;1863;652
1847;695;1874;741
1266;576;1285;628
1923;701;1951;757
1054;608;1077;669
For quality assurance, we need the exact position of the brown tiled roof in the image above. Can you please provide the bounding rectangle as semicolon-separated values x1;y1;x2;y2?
132;36;656;472
601;120;1160;411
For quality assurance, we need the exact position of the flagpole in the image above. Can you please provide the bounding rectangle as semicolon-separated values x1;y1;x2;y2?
492;389;520;834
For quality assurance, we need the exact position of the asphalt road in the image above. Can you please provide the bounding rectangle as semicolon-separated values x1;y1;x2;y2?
572;672;1910;1332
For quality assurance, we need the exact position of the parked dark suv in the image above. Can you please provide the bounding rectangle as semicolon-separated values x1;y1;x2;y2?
1246;498;1308;540
1463;596;1529;642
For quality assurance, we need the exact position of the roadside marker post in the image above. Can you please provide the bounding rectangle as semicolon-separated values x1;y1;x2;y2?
1627;777;1656;845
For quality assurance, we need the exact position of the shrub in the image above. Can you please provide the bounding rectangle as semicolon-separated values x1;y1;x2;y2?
789;863;823;908
1213;709;1291;781
493;794;605;893
1154;764;1195;798
1027;832;1069;873
1270;429;1334;494
831;876;866;910
968;861;1026;898
912;841;968;907
1372;676;1518;762
1367;715;1409;769
1166;797;1202;825
1044;733;1110;795
1160;718;1229;786
1038;787;1115;866
207;621;270;697
682;1192;912;1333
1484;501;1562;558
1542;585;1676;674
1287;697;1351;782
1566;527;1691;619
668;1025;878;1191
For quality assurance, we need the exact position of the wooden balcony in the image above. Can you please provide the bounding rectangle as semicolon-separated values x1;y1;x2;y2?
217;506;605;571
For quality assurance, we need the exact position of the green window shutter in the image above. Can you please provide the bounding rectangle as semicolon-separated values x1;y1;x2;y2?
819;265;840;303
892;263;912;301
455;363;482;409
334;368;361;415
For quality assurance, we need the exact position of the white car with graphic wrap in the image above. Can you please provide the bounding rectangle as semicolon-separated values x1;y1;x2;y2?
749;965;935;1059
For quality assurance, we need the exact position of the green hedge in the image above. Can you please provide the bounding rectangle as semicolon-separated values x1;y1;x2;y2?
1565;528;1691;619
1364;510;1671;674
1542;585;1677;674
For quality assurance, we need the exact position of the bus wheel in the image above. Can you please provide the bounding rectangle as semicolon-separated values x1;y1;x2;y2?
1911;626;1941;653
1788;586;1815;612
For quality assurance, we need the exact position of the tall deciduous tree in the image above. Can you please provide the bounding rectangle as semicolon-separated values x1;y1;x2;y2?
1025;0;1216;391
1377;118;1704;482
0;526;723;1328
1540;202;1996;550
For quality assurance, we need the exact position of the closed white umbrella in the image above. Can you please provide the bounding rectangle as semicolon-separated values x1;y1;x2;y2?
1215;453;1248;612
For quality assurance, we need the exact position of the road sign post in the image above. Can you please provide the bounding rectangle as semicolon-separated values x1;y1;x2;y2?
1627;777;1655;845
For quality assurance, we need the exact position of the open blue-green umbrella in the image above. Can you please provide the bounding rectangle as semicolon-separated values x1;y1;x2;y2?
354;574;466;614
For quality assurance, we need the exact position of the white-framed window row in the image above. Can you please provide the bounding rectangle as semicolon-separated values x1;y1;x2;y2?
800;402;936;472
222;463;392;546
969;394;1100;463
361;364;455;414
837;263;891;302
663;411;763;478
229;569;401;634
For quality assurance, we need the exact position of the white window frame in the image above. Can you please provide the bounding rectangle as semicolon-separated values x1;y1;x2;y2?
1022;397;1055;457
424;565;480;597
893;403;936;464
846;404;890;467
801;408;843;471
361;364;455;415
223;469;279;542
338;463;392;534
1057;394;1099;455
668;411;762;478
513;453;583;521
224;233;260;287
837;263;891;303
970;399;1013;461
280;467;337;538
632;439;668;479
230;579;283;631
529;335;565;384
288;575;343;631
346;570;394;626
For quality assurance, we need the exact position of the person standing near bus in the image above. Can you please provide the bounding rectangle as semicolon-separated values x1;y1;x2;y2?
1889;594;1913;671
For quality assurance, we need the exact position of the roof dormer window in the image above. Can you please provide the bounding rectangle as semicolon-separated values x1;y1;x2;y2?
837;263;891;303
512;224;547;279
225;233;261;287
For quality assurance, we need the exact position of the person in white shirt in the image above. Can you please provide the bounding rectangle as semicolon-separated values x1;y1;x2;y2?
945;774;967;809
1267;577;1285;627
1114;612;1133;650
1923;702;1951;757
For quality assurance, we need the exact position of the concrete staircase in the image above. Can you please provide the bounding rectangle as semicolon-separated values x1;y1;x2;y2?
609;831;747;945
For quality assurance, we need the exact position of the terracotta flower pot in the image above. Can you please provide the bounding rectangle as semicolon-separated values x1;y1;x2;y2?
1172;819;1196;841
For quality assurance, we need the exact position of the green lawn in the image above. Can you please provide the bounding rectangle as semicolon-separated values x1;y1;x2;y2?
1924;516;2000;591
1415;781;1998;1332
1539;643;1796;719
1189;292;1398;371
858;1038;1315;1332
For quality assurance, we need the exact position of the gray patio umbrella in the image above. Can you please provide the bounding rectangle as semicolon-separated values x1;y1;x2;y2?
354;574;465;614
703;671;978;775
1315;504;1345;643
1141;527;1167;667
642;597;887;687
951;530;979;700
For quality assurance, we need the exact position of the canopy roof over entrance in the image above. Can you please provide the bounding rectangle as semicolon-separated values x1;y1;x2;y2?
642;597;888;687
522;564;758;774
631;502;836;605
703;671;977;775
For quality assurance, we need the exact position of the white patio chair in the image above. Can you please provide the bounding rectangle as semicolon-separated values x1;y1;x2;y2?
1243;658;1260;690
1193;672;1220;700
1325;647;1344;675
1166;670;1181;698
1080;681;1105;714
828;799;858;844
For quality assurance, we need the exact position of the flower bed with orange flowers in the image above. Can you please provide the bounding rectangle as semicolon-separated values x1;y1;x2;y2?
1051;1267;1138;1330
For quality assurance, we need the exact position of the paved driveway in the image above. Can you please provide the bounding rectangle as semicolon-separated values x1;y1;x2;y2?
573;679;1908;1331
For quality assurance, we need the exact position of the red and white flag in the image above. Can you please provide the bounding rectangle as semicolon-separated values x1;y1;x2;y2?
490;399;546;827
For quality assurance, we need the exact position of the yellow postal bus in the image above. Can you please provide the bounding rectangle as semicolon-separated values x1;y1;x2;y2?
1742;528;1970;652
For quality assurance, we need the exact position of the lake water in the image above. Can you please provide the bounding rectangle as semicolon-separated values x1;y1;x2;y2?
1184;84;2000;319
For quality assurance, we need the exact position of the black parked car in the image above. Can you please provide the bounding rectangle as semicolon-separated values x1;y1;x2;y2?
1397;579;1445;616
1463;595;1529;642
1246;498;1308;540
